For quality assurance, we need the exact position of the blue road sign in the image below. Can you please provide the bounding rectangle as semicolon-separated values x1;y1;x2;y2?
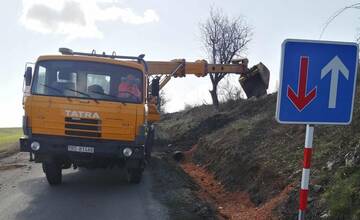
276;39;359;125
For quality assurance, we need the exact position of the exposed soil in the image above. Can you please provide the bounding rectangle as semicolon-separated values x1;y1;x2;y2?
180;146;294;220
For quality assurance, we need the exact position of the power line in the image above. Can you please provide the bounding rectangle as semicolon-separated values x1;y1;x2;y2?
319;3;360;39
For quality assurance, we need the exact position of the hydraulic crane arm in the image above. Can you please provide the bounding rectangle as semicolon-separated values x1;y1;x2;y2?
146;58;249;77
146;58;256;92
146;58;269;99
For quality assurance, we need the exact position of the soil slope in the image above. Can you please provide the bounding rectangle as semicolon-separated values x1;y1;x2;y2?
156;80;360;219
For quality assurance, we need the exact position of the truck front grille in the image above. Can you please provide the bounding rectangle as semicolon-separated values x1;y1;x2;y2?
64;117;101;138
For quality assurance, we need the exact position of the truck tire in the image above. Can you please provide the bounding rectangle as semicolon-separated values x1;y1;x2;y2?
127;168;143;184
42;161;62;186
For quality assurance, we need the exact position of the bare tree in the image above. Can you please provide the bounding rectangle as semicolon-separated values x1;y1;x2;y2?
200;8;252;109
218;76;245;102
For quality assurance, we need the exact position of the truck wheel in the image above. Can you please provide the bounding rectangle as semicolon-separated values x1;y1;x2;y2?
42;161;62;186
127;168;143;184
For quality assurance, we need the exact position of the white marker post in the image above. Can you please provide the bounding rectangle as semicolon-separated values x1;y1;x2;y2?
298;124;314;220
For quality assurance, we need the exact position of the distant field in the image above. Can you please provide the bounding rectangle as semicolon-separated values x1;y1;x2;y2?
0;128;22;153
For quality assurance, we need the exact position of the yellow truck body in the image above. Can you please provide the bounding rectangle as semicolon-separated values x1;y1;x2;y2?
20;48;268;185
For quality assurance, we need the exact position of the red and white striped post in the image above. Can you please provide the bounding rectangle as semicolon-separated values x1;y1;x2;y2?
298;124;314;220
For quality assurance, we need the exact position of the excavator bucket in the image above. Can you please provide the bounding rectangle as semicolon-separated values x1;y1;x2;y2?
239;62;270;98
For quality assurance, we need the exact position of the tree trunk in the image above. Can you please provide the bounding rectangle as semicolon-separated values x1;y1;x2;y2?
209;84;219;110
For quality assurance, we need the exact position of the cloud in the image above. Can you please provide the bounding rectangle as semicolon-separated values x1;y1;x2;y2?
20;0;160;40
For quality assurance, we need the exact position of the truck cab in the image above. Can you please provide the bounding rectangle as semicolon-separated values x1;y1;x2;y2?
20;49;159;185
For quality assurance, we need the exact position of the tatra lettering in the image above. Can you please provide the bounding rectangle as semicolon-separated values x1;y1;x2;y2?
65;110;100;119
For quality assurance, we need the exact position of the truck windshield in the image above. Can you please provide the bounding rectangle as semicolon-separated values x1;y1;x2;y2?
31;60;143;103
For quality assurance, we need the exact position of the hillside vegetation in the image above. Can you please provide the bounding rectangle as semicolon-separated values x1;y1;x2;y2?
156;80;360;219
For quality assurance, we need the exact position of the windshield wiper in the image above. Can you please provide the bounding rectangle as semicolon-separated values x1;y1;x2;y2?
90;91;126;106
39;83;73;101
64;88;99;103
40;83;62;94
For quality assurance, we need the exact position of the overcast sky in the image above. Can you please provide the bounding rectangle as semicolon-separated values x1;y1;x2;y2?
0;0;359;127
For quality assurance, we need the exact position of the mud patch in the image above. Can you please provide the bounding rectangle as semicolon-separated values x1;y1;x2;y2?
0;164;26;171
0;142;19;159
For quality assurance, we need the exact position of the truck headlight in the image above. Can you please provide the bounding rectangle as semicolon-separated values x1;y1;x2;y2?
30;141;40;151
123;148;133;157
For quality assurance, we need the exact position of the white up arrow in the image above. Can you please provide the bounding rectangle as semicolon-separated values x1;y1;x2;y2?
321;56;349;108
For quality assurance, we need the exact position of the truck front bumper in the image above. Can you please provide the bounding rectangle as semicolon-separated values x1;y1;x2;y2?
20;134;145;160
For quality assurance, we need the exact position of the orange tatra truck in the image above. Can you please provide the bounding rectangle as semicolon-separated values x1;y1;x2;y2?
20;48;269;185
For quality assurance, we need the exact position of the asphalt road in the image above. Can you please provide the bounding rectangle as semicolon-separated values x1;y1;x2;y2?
0;153;169;220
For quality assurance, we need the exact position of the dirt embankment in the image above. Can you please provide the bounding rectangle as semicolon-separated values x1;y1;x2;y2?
155;80;360;219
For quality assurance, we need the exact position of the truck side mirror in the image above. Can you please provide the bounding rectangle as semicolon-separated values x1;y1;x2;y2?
24;67;32;86
151;78;160;97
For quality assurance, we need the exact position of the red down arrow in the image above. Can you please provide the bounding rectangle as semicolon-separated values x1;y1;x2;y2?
287;56;317;111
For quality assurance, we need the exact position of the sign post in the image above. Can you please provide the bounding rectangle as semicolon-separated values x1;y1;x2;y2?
276;39;358;219
298;124;314;220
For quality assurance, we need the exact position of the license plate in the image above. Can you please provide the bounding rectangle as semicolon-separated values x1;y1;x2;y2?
67;145;94;153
